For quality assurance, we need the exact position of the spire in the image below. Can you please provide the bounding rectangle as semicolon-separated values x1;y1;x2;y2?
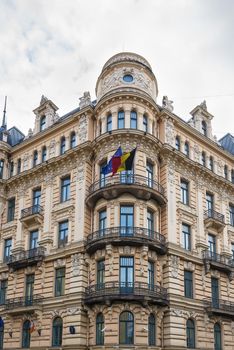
2;96;7;130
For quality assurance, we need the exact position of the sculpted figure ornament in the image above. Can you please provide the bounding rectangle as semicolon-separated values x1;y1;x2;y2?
78;114;88;142
79;91;91;109
170;255;180;278
71;253;81;277
200;100;207;111
165;118;175;145
40;95;48;105
162;96;174;112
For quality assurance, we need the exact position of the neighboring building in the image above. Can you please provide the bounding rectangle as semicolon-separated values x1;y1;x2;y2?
0;52;233;350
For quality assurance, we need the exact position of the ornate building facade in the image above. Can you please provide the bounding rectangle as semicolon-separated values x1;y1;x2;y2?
0;52;233;350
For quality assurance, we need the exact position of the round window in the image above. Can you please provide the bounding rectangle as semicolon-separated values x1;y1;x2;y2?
123;74;133;83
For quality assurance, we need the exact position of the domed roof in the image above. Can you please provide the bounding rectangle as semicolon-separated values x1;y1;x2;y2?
102;52;152;72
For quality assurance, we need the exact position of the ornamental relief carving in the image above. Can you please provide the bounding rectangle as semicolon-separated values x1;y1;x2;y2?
54;258;66;268
171;309;201;320
165;118;175;146
170;255;180;278
71;253;82;277
99;67;153;100
78;114;88;143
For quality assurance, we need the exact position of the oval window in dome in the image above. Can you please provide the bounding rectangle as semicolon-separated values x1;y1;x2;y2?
123;74;133;83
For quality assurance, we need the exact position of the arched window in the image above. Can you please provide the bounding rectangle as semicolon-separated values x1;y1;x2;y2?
17;158;21;174
119;311;134;345
224;165;228;180
130;111;137;129
0;159;4;179
209;156;214;171
42;146;47;162
175;136;180;151
33;150;38;167
201;151;206;166
118;110;125;129
70;132;76;149
99;120;102;135
186;319;195;348
148;313;156;346
107;114;112;132
52;317;63;347
40;115;46;131
143;114;148;133
214;323;221;350
202;120;207;136
0;318;4;350
96;313;104;345
60;137;66;155
22;320;30;348
184;141;190;157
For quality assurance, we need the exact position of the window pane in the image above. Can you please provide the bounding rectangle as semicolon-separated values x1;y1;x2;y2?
55;268;65;296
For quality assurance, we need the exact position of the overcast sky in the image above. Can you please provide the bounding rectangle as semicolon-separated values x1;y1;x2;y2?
0;0;233;139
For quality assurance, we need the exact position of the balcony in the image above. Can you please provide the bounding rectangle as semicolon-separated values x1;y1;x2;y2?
7;247;46;270
204;298;234;319
86;227;167;255
204;209;225;231
84;281;168;307
86;174;166;208
4;295;43;315
20;205;43;227
203;250;234;277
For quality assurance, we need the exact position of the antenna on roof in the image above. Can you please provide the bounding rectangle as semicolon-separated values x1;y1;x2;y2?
2;96;7;130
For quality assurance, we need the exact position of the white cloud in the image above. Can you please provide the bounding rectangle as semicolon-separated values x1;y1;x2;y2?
0;0;233;139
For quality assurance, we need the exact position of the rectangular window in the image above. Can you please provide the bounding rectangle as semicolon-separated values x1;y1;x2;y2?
130;111;137;129
29;230;38;250
25;274;34;305
231;243;234;260
61;176;70;202
147;210;154;236
97;259;105;289
182;223;191;251
32;188;41;206
148;261;154;290
100;161;107;188
99;210;107;235
0;280;7;305
120;205;134;236
55;267;65;296
206;192;214;211
143;115;148;132
10;161;14;177
146;161;154;187
107;115;112;132
58;221;68;247
208;234;216;255
17;158;21;174
229;204;234;226
181;180;189;205
0;160;4;179
7;197;15;222
211;277;219;308
118;111;125;129
184;270;193;298
120;256;134;293
4;238;12;262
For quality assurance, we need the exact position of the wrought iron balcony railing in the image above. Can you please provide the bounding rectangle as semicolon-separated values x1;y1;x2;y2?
204;298;234;317
84;281;168;306
7;247;46;270
21;204;43;219
89;174;165;196
86;226;167;254
5;294;43;310
204;209;225;224
86;174;166;207
202;250;234;268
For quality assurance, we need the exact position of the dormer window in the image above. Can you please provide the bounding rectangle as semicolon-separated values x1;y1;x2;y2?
201;121;207;136
40;116;46;131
